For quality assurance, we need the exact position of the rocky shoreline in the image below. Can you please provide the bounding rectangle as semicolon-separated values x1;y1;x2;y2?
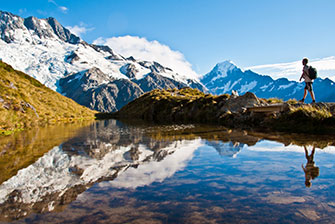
103;88;335;134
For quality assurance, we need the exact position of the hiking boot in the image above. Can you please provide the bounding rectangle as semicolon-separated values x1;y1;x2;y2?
312;100;316;103
299;99;305;103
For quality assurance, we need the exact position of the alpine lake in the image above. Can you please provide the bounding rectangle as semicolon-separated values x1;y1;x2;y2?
1;119;335;224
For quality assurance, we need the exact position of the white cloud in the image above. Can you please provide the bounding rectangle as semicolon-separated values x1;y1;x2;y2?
59;6;68;13
66;24;94;37
48;0;68;14
249;141;335;153
247;56;335;82
93;35;200;79
18;8;27;16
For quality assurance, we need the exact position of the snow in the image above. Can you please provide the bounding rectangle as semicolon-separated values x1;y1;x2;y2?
239;81;257;93
211;78;244;94
209;60;238;82
260;82;273;91
39;19;49;29
216;60;238;72
278;83;294;90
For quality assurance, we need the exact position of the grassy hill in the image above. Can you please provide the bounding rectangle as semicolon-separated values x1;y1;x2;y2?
110;87;335;134
0;61;96;135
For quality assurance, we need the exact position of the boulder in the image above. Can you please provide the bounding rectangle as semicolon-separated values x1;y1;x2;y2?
221;92;260;113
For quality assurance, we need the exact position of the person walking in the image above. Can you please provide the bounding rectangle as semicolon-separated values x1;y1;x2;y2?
299;58;316;103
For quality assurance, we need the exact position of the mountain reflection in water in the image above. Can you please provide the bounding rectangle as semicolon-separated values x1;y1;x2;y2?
1;120;335;223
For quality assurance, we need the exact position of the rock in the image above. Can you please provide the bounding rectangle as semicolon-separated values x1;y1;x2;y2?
65;52;80;64
59;68;144;112
134;72;186;92
221;92;260;113
120;63;139;79
126;56;136;62
231;90;239;97
0;11;80;44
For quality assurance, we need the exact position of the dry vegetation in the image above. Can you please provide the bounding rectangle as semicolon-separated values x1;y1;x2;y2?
0;61;96;135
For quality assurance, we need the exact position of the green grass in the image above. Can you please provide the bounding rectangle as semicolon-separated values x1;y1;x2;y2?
0;61;96;135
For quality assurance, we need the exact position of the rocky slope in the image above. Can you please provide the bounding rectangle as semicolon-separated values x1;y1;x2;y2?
201;61;335;102
111;88;335;134
0;10;206;112
0;61;95;135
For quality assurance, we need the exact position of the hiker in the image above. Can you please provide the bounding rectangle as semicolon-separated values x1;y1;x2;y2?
302;145;319;188
299;58;316;103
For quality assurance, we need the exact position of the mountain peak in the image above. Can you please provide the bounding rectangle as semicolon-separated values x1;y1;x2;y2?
0;10;80;44
214;60;238;73
201;60;239;86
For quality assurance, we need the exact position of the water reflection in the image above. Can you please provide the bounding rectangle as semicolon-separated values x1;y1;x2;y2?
0;120;203;221
302;146;319;188
0;121;94;185
0;120;335;223
206;141;244;158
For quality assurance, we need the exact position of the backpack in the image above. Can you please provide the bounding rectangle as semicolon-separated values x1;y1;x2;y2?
308;66;317;80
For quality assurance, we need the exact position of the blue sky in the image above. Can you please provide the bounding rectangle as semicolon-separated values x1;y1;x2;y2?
2;0;335;76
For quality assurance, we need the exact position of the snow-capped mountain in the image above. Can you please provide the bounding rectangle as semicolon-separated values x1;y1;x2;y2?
0;11;206;112
206;141;244;158
201;60;335;102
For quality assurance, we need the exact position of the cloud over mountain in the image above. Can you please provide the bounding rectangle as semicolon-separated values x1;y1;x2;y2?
93;35;200;80
247;56;335;82
66;23;94;37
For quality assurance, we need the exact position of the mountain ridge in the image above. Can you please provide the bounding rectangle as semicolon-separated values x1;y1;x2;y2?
201;60;335;102
0;10;206;112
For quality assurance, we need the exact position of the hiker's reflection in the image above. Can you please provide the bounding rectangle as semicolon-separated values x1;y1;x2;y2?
302;145;319;187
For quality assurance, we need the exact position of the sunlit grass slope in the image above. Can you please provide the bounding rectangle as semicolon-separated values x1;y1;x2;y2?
0;61;96;135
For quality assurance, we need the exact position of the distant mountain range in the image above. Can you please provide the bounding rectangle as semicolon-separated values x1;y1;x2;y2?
0;10;334;113
0;11;205;112
201;61;335;102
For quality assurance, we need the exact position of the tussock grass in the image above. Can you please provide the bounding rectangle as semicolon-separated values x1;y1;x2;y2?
267;98;284;104
0;61;96;135
114;87;224;122
289;105;332;120
286;99;298;104
272;104;335;133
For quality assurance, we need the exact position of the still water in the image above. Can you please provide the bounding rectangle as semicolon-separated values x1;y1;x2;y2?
1;120;335;223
